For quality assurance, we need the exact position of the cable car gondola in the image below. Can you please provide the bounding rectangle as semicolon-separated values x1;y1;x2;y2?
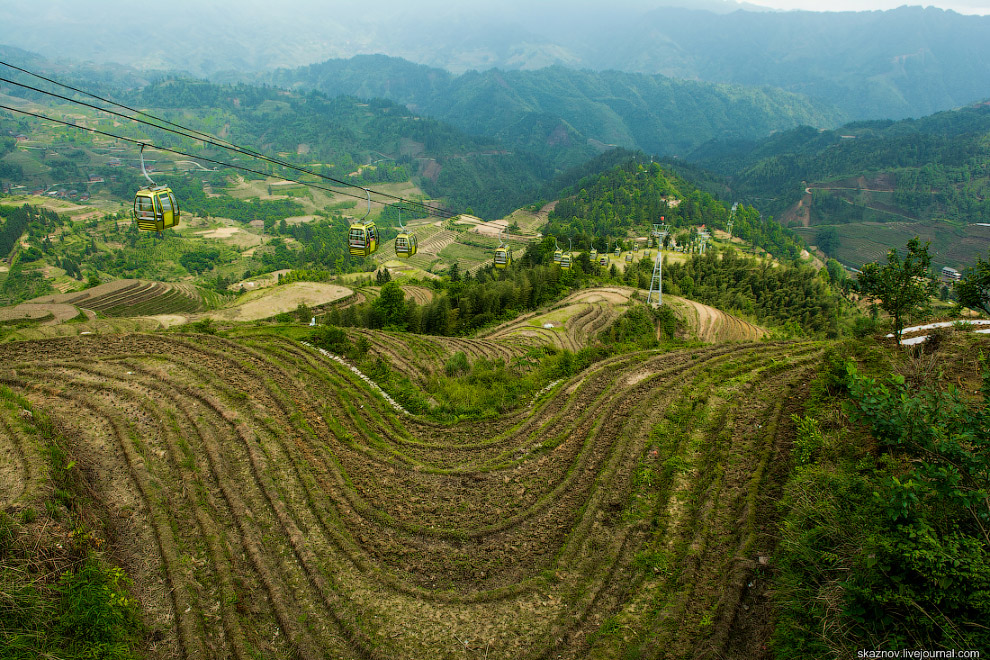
560;237;573;270
553;238;563;265
590;248;597;262
349;189;379;257
394;207;418;258
494;231;512;269
133;145;179;234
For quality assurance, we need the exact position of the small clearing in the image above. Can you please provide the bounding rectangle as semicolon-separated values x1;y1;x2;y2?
0;302;80;324
200;282;352;322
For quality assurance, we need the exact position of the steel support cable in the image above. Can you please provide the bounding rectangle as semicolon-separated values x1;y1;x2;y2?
0;66;454;218
0;59;259;155
0;102;459;217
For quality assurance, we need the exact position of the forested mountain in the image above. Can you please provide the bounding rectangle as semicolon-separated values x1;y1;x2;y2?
0;75;563;219
4;2;990;121
684;102;990;270
546;156;805;261
565;6;990;120
260;55;844;162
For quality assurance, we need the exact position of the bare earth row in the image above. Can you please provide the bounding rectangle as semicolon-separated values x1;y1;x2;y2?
0;327;819;659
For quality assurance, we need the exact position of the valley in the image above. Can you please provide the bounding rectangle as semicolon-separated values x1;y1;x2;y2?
2;7;990;659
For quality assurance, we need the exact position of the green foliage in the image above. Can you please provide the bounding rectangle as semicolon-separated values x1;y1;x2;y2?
956;252;990;315
600;305;663;349
840;362;990;650
310;324;351;354
790;414;825;466
444;351;470;377
547;157;804;261
192;317;218;335
55;560;141;655
692;105;990;268
329;262;584;337
664;249;842;336
372;281;406;330
295;302;313;323
856;237;937;343
178;247;224;275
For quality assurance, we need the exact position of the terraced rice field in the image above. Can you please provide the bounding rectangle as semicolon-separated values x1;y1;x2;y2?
664;296;767;343
0;330;822;659
481;288;634;351
347;328;533;386
29;279;205;317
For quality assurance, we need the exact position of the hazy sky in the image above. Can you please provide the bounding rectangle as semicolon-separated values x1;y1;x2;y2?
750;0;990;12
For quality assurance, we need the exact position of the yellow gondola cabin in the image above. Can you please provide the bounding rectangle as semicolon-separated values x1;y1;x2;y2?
349;222;379;257
133;186;180;233
494;245;512;269
395;232;417;257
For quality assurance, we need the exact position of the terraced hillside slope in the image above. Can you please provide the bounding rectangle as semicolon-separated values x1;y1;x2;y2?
28;279;206;317
0;327;820;659
665;295;767;343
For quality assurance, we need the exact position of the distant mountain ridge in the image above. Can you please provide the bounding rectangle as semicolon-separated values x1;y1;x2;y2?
2;2;989;120
683;101;990;270
259;55;845;164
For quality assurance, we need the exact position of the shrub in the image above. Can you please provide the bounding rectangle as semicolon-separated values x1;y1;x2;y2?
444;351;470;377
311;325;350;354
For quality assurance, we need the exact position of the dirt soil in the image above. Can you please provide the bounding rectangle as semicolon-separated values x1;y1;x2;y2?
200;282;352;322
0;330;824;660
0;302;80;324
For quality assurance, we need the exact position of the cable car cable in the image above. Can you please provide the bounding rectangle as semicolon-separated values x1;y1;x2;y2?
0;102;460;218
0;67;454;218
0;60;252;155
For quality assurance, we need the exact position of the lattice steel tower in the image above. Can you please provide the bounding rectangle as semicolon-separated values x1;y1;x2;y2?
647;222;670;306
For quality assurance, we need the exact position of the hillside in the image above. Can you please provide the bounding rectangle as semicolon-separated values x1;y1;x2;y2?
685;103;990;271
263;55;844;160
4;3;990;121
0;74;555;219
3;7;990;659
0;306;821;659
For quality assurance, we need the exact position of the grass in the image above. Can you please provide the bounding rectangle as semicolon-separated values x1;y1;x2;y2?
0;386;144;660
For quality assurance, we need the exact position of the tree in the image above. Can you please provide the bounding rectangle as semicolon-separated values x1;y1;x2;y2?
816;226;839;257
857;237;937;344
373;281;406;329
955;255;990;315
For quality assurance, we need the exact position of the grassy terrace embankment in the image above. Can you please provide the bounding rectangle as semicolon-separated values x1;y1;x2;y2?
0;327;821;659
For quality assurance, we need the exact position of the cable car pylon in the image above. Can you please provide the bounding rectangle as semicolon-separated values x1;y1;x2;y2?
647;221;670;306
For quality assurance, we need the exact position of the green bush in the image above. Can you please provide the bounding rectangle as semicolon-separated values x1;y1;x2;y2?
56;558;142;653
444;351;470;377
840;363;990;649
311;324;350;354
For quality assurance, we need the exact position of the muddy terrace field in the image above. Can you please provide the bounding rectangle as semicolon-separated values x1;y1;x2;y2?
0;328;821;659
